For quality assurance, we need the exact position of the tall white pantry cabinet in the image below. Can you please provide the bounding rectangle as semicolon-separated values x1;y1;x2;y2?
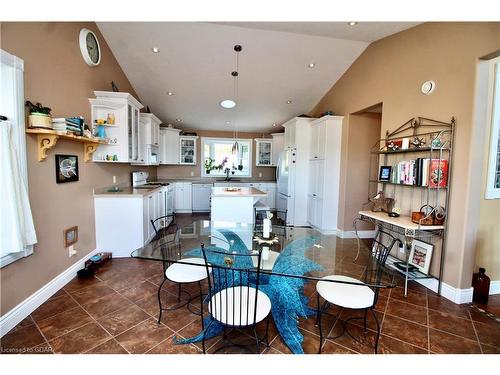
307;115;343;234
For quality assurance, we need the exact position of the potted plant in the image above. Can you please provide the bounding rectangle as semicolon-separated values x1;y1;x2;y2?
204;158;215;174
26;100;52;129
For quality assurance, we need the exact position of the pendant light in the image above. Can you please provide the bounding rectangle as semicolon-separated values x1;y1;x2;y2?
231;45;242;165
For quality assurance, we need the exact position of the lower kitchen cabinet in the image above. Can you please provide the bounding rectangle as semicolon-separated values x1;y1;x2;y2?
94;187;168;257
174;182;192;213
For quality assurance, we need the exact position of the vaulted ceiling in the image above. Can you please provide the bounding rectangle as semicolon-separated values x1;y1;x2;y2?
97;22;418;132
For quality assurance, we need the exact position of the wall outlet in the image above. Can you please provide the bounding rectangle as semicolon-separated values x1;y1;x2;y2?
112;175;117;184
190;171;194;177
68;245;77;257
258;172;262;178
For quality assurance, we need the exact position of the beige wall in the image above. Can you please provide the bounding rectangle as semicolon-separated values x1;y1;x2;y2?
342;112;382;231
311;22;500;289
157;129;277;180
0;22;156;315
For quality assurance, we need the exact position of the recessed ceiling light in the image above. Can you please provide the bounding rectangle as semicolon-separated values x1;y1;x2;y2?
272;123;277;127
167;91;174;96
152;47;160;53
226;121;230;125
220;99;236;109
347;22;358;26
286;100;292;104
308;63;316;68
176;118;182;122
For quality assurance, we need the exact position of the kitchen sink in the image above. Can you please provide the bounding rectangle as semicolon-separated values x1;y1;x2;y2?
215;179;241;182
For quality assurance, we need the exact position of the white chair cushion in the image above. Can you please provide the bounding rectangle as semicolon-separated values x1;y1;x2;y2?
316;275;375;309
209;286;271;326
165;257;209;283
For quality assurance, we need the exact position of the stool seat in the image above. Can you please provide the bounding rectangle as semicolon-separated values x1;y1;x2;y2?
316;275;374;309
165;257;209;283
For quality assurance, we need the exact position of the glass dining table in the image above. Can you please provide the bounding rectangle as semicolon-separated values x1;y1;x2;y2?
131;219;395;353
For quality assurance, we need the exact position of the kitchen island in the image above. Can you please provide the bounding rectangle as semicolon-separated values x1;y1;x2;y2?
211;186;267;224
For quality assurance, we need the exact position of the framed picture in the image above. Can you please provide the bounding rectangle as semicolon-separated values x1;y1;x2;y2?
64;226;78;247
379;166;392;182
55;154;79;183
408;239;434;274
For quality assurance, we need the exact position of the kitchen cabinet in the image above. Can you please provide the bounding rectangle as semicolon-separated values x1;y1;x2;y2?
306;116;343;234
159;127;181;165
255;139;273;166
310;121;326;160
283;122;296;150
89;91;143;163
133;113;161;166
174;182;193;212
94;187;165;258
271;133;284;166
179;136;198;165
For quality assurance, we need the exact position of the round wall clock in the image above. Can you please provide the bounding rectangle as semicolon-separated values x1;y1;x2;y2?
79;28;101;67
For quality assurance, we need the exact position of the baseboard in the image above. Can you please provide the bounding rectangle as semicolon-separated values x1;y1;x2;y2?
415;278;473;304
0;249;98;337
489;280;500;295
336;229;377;239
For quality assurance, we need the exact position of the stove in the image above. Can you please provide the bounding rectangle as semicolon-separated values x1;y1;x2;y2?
131;171;169;188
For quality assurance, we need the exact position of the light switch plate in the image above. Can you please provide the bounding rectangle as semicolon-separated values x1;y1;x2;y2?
68;245;77;257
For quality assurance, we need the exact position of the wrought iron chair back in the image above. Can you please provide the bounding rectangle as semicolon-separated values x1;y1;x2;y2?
200;243;266;327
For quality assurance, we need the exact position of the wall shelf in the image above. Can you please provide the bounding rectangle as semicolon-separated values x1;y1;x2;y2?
26;128;108;162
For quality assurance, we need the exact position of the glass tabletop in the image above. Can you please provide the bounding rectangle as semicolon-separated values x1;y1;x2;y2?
131;220;395;288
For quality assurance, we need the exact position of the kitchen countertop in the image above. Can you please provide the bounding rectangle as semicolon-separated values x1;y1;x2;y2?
93;185;164;197
155;178;277;184
211;187;267;197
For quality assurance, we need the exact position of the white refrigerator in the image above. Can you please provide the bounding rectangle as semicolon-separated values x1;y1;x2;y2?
276;149;296;225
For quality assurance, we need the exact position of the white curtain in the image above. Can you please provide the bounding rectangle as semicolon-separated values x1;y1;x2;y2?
0;122;37;255
0;49;37;263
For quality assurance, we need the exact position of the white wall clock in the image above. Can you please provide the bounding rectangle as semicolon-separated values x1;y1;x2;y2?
421;80;436;95
79;28;101;67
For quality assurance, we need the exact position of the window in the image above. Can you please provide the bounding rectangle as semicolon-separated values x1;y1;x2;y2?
201;137;252;177
1;49;36;267
486;58;500;199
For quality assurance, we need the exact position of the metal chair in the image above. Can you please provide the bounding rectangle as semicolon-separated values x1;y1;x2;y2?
153;217;210;327
316;229;398;353
150;214;177;239
254;209;288;231
199;243;272;354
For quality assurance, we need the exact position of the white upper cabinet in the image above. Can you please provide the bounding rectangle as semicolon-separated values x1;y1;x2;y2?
134;113;161;166
159;127;181;165
310;121;327;160
271;133;284;166
255;139;273;166
90;91;143;162
283;122;296;149
140;113;161;146
179;136;198;165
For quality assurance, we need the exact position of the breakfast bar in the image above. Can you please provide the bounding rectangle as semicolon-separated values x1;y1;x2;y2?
210;186;267;224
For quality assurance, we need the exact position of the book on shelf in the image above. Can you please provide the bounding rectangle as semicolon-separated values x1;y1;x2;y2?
386;158;447;188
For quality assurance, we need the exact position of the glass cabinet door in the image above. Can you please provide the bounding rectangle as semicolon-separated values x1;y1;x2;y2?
133;108;139;161
257;141;272;166
128;104;133;161
180;138;195;164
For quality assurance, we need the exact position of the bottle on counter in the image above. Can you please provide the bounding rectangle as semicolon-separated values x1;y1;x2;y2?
472;267;490;304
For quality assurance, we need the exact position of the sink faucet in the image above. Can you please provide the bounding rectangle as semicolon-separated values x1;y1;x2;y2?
224;168;231;181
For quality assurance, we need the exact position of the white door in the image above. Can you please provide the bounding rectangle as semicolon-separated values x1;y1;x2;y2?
143;196;150;243
307;195;315;226
148;193;156;240
317;122;326;159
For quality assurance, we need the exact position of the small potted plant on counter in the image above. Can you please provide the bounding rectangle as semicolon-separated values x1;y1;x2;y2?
26;101;52;129
205;157;216;174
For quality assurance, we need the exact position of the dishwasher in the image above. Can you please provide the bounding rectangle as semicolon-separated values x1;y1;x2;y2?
192;183;212;212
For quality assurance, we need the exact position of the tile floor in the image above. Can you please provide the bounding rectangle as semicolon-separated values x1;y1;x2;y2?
1;214;499;354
